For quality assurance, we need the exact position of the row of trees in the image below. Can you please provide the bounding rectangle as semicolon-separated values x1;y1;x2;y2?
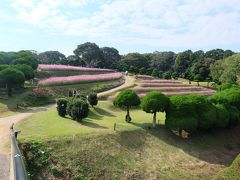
35;42;237;83
0;51;38;96
113;88;240;137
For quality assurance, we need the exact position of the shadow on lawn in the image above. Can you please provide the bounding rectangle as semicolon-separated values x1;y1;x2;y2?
81;120;107;129
131;122;240;167
93;107;116;117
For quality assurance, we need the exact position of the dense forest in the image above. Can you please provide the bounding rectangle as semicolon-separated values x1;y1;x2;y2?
0;42;239;85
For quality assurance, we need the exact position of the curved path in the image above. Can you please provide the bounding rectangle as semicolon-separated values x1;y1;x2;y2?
0;75;136;180
98;75;136;98
0;104;55;180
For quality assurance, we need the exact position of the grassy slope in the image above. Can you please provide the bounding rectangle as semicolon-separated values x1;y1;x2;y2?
17;101;240;179
214;154;240;180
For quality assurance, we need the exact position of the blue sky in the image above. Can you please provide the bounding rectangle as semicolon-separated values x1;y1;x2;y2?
0;0;240;56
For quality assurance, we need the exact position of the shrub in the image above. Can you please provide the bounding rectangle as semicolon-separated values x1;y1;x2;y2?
88;92;98;107
214;104;230;128
166;95;199;136
57;98;68;117
67;98;89;121
226;105;240;127
141;91;169;128
113;89;140;122
13;64;34;80
187;94;216;130
163;72;171;79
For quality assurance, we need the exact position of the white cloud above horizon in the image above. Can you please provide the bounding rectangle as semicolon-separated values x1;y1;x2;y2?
0;0;240;54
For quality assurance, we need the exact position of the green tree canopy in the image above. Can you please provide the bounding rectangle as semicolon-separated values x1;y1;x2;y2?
113;89;140;122
141;91;169;128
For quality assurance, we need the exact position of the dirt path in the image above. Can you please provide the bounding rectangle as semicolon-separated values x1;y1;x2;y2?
0;104;55;180
98;75;136;98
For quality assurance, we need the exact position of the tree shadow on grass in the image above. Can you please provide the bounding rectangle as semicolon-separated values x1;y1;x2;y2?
93;107;116;117
131;121;240;167
80;120;108;129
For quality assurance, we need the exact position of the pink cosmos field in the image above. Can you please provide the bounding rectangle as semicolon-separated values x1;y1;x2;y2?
132;86;204;92
38;64;113;72
39;72;123;86
141;79;181;83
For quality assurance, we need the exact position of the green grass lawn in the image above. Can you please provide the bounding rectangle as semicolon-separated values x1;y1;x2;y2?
17;101;240;179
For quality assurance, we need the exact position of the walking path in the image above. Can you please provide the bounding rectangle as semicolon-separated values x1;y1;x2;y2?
98;75;136;98
0;105;55;180
0;75;136;180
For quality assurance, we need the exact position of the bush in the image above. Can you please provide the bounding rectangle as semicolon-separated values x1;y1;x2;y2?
214;104;230;128
67;98;89;121
166;95;199;136
226;105;240;127
57;98;68;117
13;64;34;80
88;92;98;107
187;94;216;130
163;72;171;79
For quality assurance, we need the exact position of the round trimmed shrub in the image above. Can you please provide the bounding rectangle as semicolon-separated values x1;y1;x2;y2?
57;98;68;117
88;92;98;107
67;99;89;121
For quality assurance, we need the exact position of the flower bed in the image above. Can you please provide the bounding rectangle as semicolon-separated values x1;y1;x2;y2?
39;72;123;86
135;75;154;80
38;64;113;72
132;86;203;92
140;83;193;87
140;79;181;83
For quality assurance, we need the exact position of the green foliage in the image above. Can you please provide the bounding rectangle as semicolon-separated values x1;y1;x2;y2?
57;98;68;117
38;51;67;64
13;57;38;70
20;141;50;179
67;98;89;121
150;51;175;72
227;105;240;127
101;47;120;69
114;89;140;122
73;42;104;68
120;53;149;69
13;64;34;80
171;72;178;79
214;104;230;128
163;71;171;79
113;89;140;108
194;74;203;82
141;91;169;114
139;67;146;74
88;92;98;107
0;64;9;71
151;69;158;77
217;83;235;91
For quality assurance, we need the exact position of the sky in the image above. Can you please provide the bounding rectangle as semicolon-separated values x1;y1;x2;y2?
0;0;240;56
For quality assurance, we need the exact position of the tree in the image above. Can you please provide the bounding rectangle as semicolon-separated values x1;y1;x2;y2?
66;55;82;66
141;91;169;128
101;47;121;69
166;95;199;136
12;57;38;70
113;89;140;122
194;74;203;86
67;98;89;121
139;67;146;74
205;49;224;60
151;69;158;77
150;51;175;71
73;42;104;68
38;51;67;64
88;92;98;107
13;64;34;80
57;98;68;117
163;72;171;79
120;53;149;69
173;50;193;77
0;68;25;96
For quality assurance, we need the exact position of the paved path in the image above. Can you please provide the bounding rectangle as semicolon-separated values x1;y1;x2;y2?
0;105;54;180
98;75;136;98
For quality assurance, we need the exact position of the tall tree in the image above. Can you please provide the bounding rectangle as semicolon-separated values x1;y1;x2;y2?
120;53;149;69
73;42;105;68
101;47;121;69
38;51;67;64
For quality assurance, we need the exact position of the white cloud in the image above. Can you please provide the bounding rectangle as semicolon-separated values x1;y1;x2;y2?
9;0;240;49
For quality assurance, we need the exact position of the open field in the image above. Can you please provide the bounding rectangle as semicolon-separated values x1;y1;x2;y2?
16;101;240;179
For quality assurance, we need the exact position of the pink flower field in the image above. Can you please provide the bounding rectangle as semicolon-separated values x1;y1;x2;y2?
38;64;113;72
39;72;123;86
140;79;181;83
132;86;203;92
